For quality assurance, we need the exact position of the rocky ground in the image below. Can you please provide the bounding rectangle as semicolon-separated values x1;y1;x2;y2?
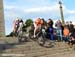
0;37;75;57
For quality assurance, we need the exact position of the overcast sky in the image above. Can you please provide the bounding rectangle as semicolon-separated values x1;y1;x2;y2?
3;0;75;35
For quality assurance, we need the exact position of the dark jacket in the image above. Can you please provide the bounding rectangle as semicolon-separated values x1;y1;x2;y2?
69;24;74;33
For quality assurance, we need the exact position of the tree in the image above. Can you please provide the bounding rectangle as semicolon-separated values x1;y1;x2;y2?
25;19;33;27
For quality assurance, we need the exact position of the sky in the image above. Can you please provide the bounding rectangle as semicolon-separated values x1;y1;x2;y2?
3;0;75;35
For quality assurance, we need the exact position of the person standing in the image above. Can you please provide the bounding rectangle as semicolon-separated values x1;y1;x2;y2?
13;18;19;36
69;21;74;35
47;19;54;45
55;20;63;41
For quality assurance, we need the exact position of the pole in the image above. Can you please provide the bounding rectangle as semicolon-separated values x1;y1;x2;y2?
59;0;65;25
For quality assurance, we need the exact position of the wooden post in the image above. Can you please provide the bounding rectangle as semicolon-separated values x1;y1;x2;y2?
0;0;5;36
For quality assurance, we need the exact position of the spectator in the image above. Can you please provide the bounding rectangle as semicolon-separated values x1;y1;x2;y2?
69;25;75;48
63;25;70;42
65;21;69;28
13;18;19;36
18;19;24;37
18;19;24;32
69;21;74;35
47;19;54;44
55;20;63;41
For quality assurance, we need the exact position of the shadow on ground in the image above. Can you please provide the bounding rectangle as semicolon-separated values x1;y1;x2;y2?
0;43;18;53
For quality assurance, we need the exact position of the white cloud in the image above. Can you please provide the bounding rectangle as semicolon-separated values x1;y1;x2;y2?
72;22;75;25
4;5;17;10
67;10;75;14
62;5;75;14
24;4;59;13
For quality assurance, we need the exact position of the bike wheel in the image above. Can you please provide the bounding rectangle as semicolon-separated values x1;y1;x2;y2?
37;36;45;46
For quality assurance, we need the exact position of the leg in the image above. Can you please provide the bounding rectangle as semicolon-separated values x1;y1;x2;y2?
34;28;37;38
56;29;60;41
50;33;54;42
59;29;62;41
49;28;54;43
